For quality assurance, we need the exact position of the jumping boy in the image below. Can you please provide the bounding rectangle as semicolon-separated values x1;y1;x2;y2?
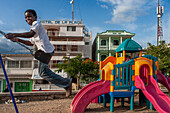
5;9;72;97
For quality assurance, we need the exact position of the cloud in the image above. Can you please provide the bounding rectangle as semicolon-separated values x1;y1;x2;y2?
143;24;157;32
135;35;157;49
121;23;138;31
0;35;30;54
99;0;153;24
0;20;4;25
0;36;14;53
163;13;170;43
100;4;108;9
98;0;122;4
7;29;27;33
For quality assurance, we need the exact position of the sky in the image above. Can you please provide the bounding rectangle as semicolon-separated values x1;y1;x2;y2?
0;0;170;54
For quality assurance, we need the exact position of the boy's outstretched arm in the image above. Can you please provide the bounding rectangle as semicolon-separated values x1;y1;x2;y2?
6;30;35;39
5;30;35;46
11;37;33;46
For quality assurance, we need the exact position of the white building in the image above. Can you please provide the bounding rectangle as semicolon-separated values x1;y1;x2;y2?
0;20;92;92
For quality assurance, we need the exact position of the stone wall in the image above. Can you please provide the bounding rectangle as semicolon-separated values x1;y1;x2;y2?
0;91;78;103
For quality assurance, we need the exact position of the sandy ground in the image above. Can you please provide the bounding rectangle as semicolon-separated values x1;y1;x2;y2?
0;94;159;113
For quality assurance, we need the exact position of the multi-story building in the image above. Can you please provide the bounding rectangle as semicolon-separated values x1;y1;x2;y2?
40;20;92;60
92;30;135;61
0;20;92;92
0;54;33;92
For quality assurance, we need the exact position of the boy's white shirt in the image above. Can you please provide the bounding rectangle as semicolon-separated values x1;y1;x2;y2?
30;21;55;53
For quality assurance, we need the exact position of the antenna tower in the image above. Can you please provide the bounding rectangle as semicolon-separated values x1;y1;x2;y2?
157;0;164;45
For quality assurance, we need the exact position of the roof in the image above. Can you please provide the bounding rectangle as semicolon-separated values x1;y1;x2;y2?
96;30;135;36
116;39;142;53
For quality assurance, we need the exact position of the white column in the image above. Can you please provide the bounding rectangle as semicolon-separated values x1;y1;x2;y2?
5;59;8;69
97;36;100;61
120;36;123;57
32;59;34;69
109;37;111;50
109;37;111;56
120;36;122;44
19;60;21;69
98;36;100;50
98;53;100;61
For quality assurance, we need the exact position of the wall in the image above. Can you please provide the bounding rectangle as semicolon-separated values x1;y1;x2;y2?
60;26;83;37
0;91;78;103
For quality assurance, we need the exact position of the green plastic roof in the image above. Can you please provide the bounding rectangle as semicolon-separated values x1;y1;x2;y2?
116;39;142;53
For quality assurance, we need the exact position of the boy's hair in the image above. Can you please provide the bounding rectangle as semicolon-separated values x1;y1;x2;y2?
25;9;37;18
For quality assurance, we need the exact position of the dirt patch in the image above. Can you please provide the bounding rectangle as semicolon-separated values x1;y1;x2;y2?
0;94;159;113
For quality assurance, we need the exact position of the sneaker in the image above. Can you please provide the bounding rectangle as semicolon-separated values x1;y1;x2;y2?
65;78;72;97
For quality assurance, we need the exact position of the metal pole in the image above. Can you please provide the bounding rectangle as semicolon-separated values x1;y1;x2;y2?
72;0;74;22
0;53;19;113
157;0;159;46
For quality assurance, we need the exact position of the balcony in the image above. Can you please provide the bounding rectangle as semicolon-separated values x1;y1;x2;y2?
50;41;85;45
0;68;33;75
98;46;119;50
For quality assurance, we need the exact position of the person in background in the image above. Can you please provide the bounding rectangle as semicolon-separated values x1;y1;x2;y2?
3;85;9;92
161;68;168;79
125;55;131;62
38;87;42;91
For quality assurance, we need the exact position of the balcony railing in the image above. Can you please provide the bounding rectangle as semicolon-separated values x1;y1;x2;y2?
0;68;33;75
98;46;119;50
50;41;85;45
33;84;64;90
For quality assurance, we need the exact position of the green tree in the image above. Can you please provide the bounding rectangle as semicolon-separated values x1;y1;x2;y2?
145;42;170;76
55;54;99;89
80;58;99;84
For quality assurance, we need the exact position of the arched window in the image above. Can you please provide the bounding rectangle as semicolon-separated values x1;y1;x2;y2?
101;55;107;61
101;40;106;46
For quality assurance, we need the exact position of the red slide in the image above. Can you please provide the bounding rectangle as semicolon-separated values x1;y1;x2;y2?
157;70;170;92
71;80;110;113
135;76;170;113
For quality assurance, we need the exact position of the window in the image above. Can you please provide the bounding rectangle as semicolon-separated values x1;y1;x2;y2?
85;42;89;45
57;45;62;51
51;60;57;68
47;29;59;36
52;60;64;68
101;40;106;46
8;61;19;68
20;61;32;68
71;45;78;51
57;45;66;51
113;40;119;45
101;55;107;61
67;26;76;31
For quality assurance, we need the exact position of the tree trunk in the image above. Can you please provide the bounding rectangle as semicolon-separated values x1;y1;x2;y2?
77;77;79;90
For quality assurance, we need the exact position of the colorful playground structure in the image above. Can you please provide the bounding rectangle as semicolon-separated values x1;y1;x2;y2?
70;39;170;113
